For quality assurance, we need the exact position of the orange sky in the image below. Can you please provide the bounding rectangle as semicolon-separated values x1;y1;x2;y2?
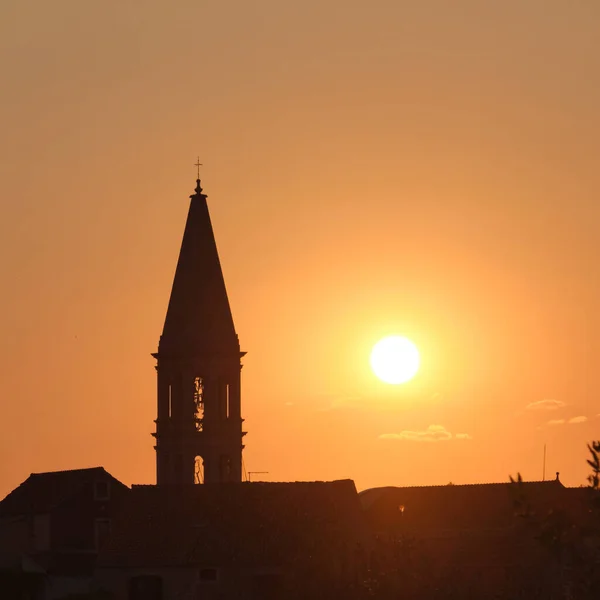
1;1;600;498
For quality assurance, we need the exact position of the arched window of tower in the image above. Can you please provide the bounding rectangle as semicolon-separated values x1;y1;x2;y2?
194;377;204;431
194;456;204;484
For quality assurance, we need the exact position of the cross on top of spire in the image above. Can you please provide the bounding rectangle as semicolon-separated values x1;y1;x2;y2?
193;157;205;196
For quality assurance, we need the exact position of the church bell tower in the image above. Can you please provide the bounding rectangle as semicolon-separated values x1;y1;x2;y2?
152;175;245;485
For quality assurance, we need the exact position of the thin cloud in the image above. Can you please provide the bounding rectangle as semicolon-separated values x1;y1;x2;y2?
379;425;470;442
543;416;588;427
526;399;566;411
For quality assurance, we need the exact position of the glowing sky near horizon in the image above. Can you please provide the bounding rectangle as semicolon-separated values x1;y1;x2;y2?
1;1;600;498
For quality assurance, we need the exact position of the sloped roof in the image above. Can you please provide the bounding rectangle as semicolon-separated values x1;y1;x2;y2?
359;479;568;532
98;480;369;568
361;480;573;578
158;179;240;357
0;467;126;516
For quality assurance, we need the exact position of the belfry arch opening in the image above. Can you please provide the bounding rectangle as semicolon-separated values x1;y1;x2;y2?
194;377;204;431
226;383;230;419
194;456;204;484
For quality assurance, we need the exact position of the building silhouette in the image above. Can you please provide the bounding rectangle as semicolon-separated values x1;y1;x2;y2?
152;177;246;485
95;480;370;600
0;468;128;599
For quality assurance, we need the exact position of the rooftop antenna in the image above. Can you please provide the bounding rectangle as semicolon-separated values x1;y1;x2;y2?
543;443;547;481
248;471;269;482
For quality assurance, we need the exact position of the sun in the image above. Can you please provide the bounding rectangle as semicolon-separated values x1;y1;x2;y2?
370;336;420;384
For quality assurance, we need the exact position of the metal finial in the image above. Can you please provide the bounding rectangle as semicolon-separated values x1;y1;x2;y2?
194;157;202;180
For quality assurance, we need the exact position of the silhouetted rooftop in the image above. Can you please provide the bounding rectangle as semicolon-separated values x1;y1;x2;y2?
359;478;572;532
98;480;369;568
0;467;126;516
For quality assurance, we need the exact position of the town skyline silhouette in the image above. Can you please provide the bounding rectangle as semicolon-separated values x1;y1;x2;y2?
2;3;600;597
